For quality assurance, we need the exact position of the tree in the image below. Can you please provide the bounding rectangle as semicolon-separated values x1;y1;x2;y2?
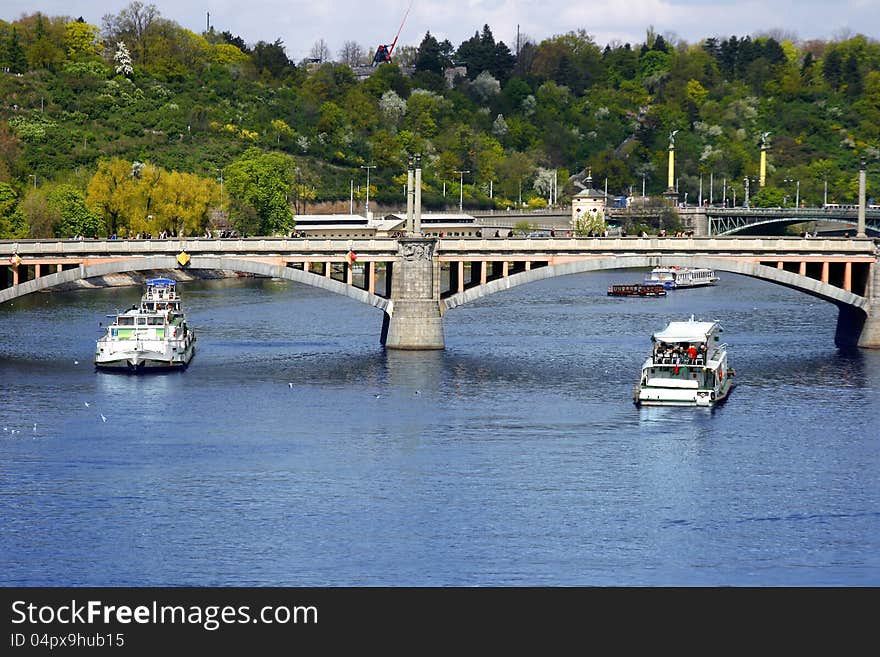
470;71;501;104
3;28;29;73
822;49;842;89
25;14;64;70
47;184;102;237
338;41;365;67
152;171;217;236
101;1;159;65
379;90;407;130
114;41;133;76
251;39;294;79
225;147;294;235
86;157;138;236
64;20;102;61
0;182;26;238
309;38;330;63
414;32;449;74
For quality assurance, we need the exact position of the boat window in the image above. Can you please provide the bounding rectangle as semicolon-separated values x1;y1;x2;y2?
136;317;147;325
118;317;134;326
147;317;164;325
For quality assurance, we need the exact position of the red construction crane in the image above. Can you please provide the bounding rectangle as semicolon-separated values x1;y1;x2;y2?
371;0;413;66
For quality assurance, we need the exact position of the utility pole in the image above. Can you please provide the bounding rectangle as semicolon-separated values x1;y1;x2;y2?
455;170;470;213
350;179;354;214
360;164;376;218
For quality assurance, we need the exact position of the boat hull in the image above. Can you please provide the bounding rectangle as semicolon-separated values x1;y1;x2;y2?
634;379;734;407
95;338;195;372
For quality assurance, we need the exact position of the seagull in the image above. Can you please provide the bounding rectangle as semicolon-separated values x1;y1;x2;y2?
33;423;37;433
84;402;90;407
415;390;421;395
74;360;79;365
100;414;107;423
288;382;293;388
375;394;381;398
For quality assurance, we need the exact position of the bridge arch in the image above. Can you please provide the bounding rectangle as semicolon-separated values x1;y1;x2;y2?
442;255;868;313
0;255;392;313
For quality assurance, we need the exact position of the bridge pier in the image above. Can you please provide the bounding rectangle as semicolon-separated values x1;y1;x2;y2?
857;259;880;348
382;238;444;350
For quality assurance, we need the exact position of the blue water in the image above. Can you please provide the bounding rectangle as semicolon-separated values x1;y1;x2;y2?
1;271;878;586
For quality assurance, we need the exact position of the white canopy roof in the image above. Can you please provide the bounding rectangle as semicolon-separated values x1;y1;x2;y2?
653;320;719;343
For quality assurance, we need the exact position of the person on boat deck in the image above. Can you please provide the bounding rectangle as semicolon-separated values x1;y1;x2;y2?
686;345;698;361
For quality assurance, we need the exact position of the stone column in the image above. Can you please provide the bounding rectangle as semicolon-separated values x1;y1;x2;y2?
857;158;867;238
414;155;422;236
406;157;414;235
381;238;444;350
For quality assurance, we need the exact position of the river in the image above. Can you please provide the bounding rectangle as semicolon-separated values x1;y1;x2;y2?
1;270;878;586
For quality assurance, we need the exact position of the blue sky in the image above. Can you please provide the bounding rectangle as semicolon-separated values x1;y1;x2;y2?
2;0;878;62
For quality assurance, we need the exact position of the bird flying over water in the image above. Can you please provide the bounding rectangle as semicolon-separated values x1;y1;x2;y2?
100;414;107;423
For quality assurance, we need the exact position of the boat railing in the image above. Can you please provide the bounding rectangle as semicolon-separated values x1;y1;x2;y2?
652;355;706;366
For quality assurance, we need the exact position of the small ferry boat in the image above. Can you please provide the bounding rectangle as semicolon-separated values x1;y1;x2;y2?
643;266;719;289
634;316;734;407
607;283;667;297
95;278;196;372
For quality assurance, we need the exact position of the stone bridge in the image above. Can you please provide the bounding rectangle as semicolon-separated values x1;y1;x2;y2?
1;236;878;349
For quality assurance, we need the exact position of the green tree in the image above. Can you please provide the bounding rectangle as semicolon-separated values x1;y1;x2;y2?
0;181;26;238
225;147;294;235
86;158;138;236
3;28;29;73
47;184;102;237
64;20;102;61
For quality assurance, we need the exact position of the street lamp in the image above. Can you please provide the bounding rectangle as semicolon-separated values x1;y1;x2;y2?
783;177;800;208
454;169;470;213
28;174;36;189
360;164;376;217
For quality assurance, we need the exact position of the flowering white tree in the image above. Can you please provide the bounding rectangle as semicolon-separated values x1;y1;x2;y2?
378;90;406;128
114;41;133;77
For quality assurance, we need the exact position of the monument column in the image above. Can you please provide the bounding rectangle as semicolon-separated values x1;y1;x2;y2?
381;238;444;349
759;132;770;188
664;130;679;206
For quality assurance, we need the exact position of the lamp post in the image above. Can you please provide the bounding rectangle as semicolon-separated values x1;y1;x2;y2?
28;174;36;189
744;177;750;208
360;164;376;217
454;169;470;213
783;177;800;208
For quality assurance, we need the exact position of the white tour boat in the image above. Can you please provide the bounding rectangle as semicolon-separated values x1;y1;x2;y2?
634;316;734;407
643;266;719;289
95;278;196;372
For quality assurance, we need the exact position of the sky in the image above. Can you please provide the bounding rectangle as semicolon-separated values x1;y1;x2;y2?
2;0;879;62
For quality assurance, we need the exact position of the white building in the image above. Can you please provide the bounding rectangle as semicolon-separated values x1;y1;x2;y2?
571;187;607;233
